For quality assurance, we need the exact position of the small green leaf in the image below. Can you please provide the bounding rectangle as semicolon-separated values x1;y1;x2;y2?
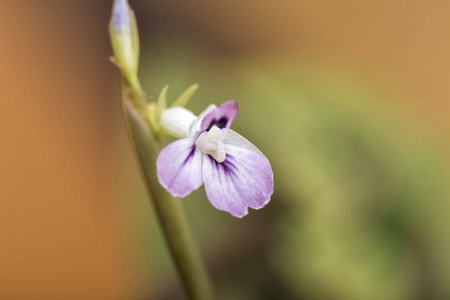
157;84;169;113
146;102;157;131
147;85;169;138
172;84;199;107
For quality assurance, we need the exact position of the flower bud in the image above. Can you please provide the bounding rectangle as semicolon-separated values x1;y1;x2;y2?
109;0;139;78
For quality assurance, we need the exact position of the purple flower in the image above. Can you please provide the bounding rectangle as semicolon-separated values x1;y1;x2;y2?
157;101;274;218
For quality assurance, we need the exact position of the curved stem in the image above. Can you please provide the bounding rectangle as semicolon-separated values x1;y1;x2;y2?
120;79;213;300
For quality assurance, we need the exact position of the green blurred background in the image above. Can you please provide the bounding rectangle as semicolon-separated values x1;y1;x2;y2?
1;1;449;299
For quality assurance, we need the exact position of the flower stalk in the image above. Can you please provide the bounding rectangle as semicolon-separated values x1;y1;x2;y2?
110;1;213;299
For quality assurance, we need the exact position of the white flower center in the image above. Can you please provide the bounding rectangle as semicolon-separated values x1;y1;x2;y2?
160;105;228;163
195;126;226;163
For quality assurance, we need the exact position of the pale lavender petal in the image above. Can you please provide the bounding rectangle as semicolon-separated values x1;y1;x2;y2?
202;145;274;217
195;101;238;139
156;138;203;197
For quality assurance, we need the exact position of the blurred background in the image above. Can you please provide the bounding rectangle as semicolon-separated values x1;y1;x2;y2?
1;1;450;299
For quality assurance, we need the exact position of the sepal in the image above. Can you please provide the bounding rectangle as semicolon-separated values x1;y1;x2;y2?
172;84;199;107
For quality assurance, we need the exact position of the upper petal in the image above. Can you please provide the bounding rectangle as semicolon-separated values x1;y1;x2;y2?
161;107;197;138
195;101;238;139
156;137;203;197
202;144;274;218
189;104;217;136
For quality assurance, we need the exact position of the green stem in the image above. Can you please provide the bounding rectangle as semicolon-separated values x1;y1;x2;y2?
120;78;213;300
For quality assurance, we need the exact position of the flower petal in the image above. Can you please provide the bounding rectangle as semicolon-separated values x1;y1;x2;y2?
196;126;226;163
189;104;217;136
196;101;238;139
224;129;264;157
157;137;203;197
202;145;274;217
161;107;197;138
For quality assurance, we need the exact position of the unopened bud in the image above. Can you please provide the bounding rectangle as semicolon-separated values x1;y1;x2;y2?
109;0;139;78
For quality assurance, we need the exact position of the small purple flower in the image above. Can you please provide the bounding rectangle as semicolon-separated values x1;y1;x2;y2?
157;101;274;218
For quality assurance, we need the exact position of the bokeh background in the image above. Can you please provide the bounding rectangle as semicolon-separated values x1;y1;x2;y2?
1;1;450;299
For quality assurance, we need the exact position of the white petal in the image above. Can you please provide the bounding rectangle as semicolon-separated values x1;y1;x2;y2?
224;129;264;157
195;126;226;162
161;107;197;138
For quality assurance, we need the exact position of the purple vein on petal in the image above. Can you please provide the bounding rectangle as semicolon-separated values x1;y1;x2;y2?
195;101;238;139
156;137;203;197
202;145;274;218
182;146;196;166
